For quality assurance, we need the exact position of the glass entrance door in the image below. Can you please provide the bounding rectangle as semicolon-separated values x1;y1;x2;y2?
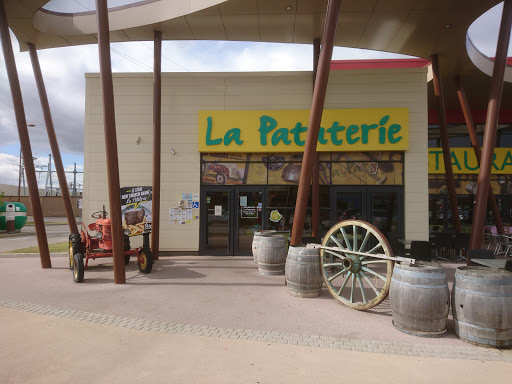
203;188;231;254
201;186;266;255
235;187;264;255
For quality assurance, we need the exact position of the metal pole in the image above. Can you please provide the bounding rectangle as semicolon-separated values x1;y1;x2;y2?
470;0;512;252
455;77;504;235
291;0;341;245
48;154;52;195
96;0;125;283
431;54;461;233
73;163;77;197
17;147;21;201
0;0;51;268
151;30;162;261
311;37;321;238
28;43;78;233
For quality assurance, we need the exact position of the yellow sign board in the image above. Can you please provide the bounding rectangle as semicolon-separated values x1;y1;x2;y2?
198;108;409;152
428;148;512;174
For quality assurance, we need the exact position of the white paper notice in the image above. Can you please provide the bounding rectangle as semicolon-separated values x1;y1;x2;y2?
215;205;222;216
240;196;247;207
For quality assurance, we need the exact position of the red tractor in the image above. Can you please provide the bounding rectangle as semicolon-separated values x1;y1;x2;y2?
68;206;153;283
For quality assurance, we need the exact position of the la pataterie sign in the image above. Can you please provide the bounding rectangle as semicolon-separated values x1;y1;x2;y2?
198;108;409;152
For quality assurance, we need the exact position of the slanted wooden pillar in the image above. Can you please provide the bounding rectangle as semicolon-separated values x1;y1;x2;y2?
151;30;162;261
27;43;78;235
96;0;125;283
311;37;321;238
455;77;504;236
0;0;51;268
470;0;512;252
431;54;461;233
291;0;341;245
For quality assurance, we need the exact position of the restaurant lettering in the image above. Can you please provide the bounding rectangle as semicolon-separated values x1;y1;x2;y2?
428;148;512;174
199;108;409;152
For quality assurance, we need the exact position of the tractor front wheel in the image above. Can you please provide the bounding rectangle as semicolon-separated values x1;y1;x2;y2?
73;253;85;283
138;247;153;274
125;255;130;265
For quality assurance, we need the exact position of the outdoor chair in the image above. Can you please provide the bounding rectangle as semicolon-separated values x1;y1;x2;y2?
453;233;470;262
496;234;512;257
487;233;502;254
409;240;432;262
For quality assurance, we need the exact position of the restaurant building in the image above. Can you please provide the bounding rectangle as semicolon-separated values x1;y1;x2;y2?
83;60;430;254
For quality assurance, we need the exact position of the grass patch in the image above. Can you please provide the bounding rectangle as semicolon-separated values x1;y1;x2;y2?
3;241;69;254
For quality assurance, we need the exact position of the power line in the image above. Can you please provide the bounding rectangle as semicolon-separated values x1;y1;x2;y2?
139;41;190;72
111;47;153;71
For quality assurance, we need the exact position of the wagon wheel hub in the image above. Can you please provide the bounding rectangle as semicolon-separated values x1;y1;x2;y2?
342;255;361;273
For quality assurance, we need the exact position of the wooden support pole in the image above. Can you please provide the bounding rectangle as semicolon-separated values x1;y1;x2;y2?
27;43;79;235
431;54;461;233
96;0;125;283
311;37;321;238
291;0;341;245
0;0;51;268
470;0;512;251
455;77;504;236
151;30;162;261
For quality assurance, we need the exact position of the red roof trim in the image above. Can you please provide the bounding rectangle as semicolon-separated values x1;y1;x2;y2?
330;58;430;70
429;109;512;124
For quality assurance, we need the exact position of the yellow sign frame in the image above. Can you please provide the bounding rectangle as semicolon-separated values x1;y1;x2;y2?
198;108;409;152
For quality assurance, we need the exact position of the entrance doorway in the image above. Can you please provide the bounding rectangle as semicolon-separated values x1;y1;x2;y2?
330;186;404;240
200;186;266;255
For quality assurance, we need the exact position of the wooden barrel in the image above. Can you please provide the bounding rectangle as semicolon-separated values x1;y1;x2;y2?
390;261;449;337
252;230;276;263
452;266;512;348
257;235;287;275
285;245;323;298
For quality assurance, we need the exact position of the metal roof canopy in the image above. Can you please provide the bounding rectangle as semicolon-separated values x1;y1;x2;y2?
3;0;510;110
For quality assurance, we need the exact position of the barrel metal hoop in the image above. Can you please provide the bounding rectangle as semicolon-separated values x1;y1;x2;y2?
454;286;512;297
393;268;446;280
456;320;512;334
455;274;512;285
391;277;447;290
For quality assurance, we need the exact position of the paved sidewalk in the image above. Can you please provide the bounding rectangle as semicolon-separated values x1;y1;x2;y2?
1;255;511;383
1;306;511;384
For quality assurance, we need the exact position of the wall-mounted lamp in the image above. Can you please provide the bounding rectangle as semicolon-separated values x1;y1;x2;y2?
170;148;176;154
136;137;141;145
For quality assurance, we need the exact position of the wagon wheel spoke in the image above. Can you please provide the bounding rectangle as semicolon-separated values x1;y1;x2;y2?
340;227;353;251
320;219;394;310
358;230;371;252
356;274;367;304
328;267;349;282
360;270;380;296
324;249;346;260
361;266;387;281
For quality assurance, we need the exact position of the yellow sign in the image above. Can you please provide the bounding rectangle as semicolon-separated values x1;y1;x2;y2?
428;148;512;174
198;108;409;152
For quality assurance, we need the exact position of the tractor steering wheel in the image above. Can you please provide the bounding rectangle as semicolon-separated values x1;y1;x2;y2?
92;211;108;219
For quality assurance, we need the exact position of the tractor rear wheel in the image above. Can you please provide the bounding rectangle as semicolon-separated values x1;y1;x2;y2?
138;247;153;274
124;255;130;265
69;233;83;270
73;253;84;283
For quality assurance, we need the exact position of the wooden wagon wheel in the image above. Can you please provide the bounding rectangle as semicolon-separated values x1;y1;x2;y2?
320;220;394;311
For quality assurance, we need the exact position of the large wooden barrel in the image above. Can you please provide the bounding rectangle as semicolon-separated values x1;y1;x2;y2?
257;235;287;275
452;266;512;348
252;230;276;263
285;245;323;298
390;262;449;337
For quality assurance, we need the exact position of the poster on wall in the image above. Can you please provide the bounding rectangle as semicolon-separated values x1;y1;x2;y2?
120;186;152;236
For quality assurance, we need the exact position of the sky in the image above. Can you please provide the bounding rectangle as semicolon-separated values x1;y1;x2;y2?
0;1;508;191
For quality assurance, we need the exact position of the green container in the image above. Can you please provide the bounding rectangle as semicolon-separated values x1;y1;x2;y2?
0;202;28;231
